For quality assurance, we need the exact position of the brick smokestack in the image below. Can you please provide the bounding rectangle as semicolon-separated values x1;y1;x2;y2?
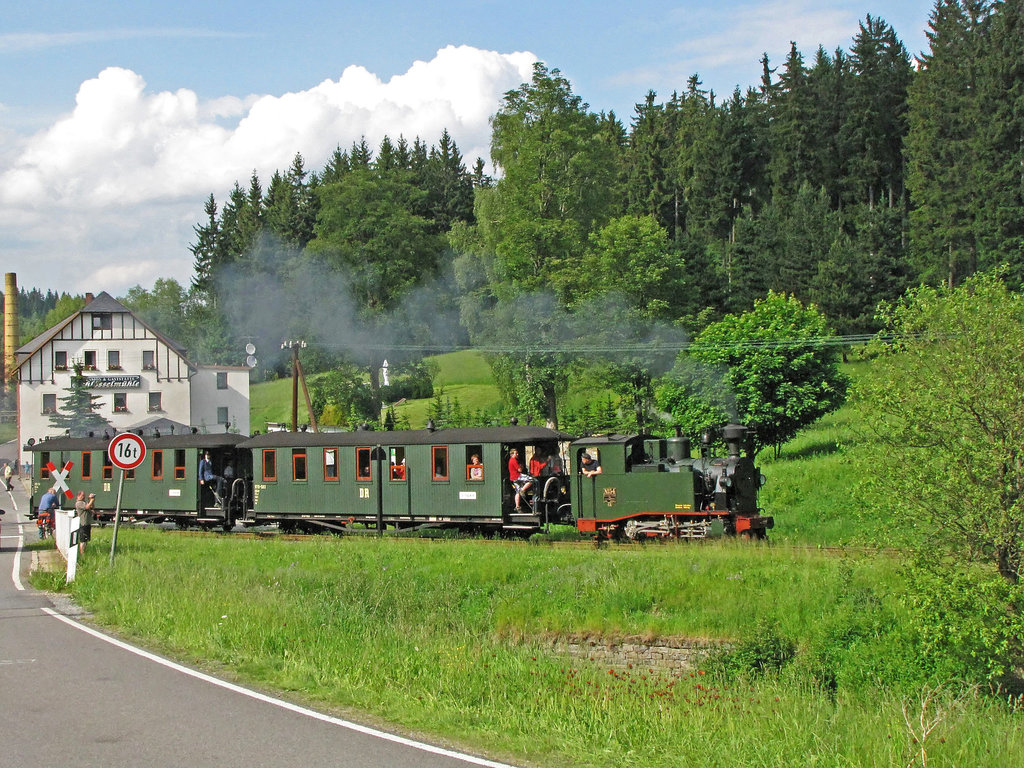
4;272;17;384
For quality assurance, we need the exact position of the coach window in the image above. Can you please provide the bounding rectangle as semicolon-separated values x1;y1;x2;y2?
151;450;163;480
466;444;484;481
324;448;339;481
173;449;186;480
262;449;277;482
293;449;307;482
81;451;92;480
432;446;449;482
389;447;406;481
356;447;372;482
40;452;51;479
102;452;113;479
125;467;135;480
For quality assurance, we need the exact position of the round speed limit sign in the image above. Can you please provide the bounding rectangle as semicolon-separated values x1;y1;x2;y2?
108;433;147;471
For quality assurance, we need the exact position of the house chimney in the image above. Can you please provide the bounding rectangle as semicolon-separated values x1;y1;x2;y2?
85;292;94;304
4;272;18;384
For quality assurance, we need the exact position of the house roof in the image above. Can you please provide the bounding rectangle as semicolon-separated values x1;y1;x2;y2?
13;291;191;372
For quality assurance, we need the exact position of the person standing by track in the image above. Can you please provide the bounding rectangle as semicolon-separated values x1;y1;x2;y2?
73;491;95;554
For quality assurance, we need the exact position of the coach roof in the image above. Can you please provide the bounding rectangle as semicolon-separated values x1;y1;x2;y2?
240;425;573;449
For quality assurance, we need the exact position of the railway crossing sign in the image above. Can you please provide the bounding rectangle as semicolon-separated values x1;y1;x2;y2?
45;460;75;498
108;433;147;471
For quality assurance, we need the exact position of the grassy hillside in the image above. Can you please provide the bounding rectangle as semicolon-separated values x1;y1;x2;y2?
250;351;504;432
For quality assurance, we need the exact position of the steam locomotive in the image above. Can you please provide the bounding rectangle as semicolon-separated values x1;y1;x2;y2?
26;422;771;540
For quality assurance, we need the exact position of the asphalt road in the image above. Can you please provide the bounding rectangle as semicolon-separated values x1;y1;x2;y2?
0;481;521;768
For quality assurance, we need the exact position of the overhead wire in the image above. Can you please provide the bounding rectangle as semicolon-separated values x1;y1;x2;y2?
301;333;900;355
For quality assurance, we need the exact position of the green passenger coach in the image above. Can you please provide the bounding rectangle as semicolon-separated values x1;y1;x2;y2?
238;426;573;533
28;432;250;529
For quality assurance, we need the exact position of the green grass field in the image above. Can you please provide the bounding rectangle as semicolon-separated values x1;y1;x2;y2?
53;532;1022;768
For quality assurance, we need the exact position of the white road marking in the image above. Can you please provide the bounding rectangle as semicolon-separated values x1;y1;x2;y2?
42;608;521;768
10;512;26;591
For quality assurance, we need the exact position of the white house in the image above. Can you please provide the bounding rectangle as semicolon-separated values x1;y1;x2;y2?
13;292;250;465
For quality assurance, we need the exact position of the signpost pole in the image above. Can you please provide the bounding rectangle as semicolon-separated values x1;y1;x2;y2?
109;469;124;567
106;432;146;567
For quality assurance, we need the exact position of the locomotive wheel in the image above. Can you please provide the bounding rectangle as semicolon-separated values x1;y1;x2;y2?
624;519;640;541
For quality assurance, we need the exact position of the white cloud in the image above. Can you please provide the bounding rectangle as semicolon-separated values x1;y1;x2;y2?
0;45;536;294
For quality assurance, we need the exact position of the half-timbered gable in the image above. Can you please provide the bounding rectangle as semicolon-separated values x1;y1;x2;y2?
15;292;249;465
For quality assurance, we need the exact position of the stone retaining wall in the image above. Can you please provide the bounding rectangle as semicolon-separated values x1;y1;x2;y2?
544;635;728;671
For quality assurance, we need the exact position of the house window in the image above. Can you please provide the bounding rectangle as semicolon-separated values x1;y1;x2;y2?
42;393;57;414
217;406;229;425
356;447;372;482
92;313;112;331
113;393;128;412
103;452;113;480
81;451;92;480
148;392;162;412
262;449;277;481
293;449;307;481
216;371;228;389
432;446;449;481
174;449;186;480
151;450;163;480
324;448;339;481
142;350;156;370
107;350;121;370
83;351;97;370
54;351;68;370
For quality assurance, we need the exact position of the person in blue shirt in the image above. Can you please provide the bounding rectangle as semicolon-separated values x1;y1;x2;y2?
37;486;58;539
199;451;226;501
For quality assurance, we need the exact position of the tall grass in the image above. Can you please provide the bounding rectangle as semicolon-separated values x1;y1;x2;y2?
62;531;1023;767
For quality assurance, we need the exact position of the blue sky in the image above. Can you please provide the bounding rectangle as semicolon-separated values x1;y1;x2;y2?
1;1;936;296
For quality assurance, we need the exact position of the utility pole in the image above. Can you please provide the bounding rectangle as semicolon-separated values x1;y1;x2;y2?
281;340;317;433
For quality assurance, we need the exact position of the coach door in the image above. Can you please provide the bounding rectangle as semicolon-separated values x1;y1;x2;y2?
382;446;411;520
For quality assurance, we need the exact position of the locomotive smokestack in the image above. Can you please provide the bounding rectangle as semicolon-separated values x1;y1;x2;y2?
4;272;18;385
722;424;747;459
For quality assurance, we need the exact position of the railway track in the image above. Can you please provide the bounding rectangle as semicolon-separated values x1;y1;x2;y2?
148;524;899;555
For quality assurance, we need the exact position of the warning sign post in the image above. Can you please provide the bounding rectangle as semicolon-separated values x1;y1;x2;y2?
107;433;147;566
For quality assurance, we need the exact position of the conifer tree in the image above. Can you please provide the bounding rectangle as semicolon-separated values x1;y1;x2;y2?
975;0;1024;282
48;361;112;437
907;0;992;286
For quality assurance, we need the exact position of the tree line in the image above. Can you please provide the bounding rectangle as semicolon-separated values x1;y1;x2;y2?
6;1;1022;446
